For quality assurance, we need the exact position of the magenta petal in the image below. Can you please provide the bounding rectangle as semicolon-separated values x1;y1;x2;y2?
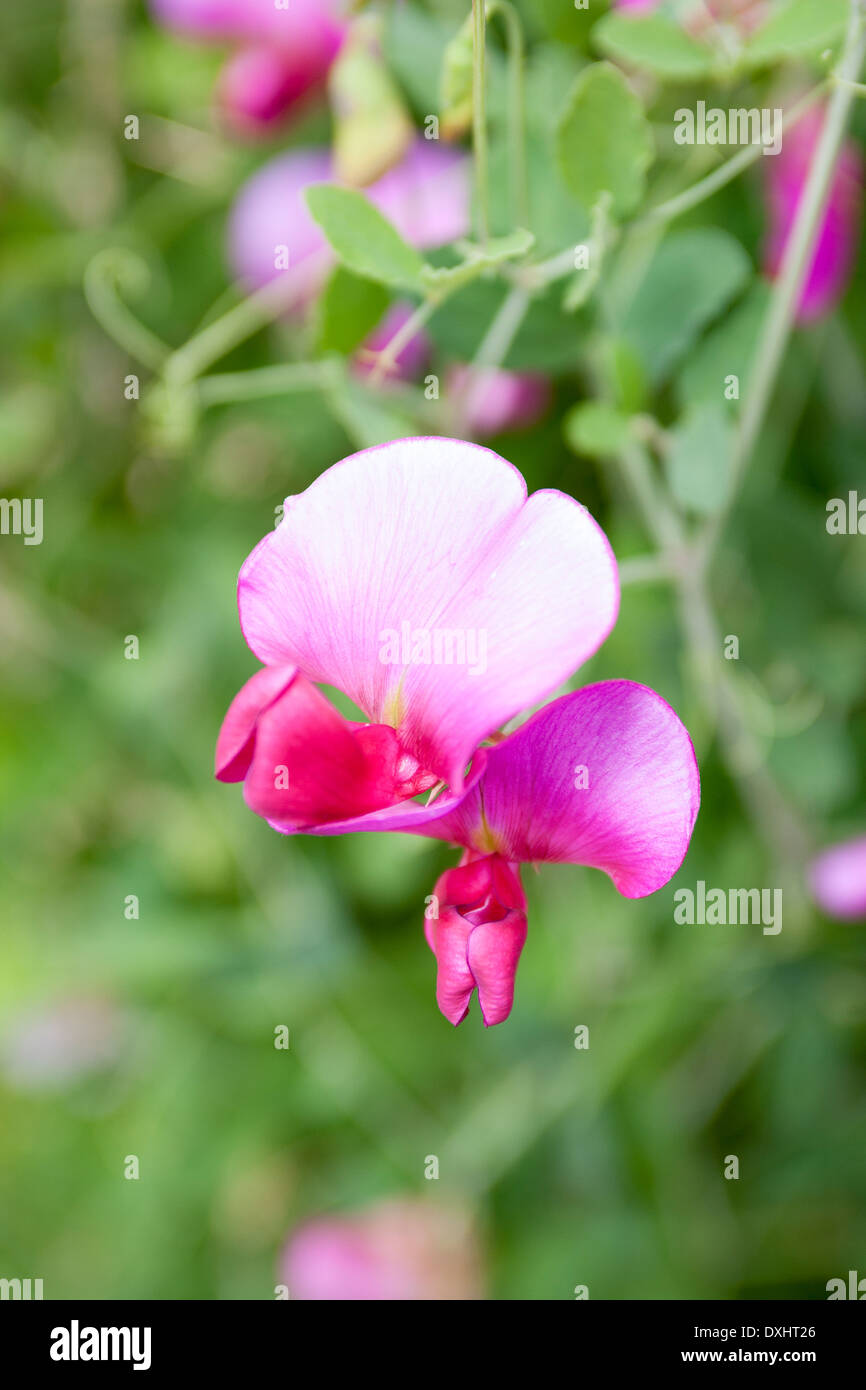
763;107;862;322
217;668;415;830
242;677;402;828
218;46;320;135
215;662;298;781
425;855;527;1027
300;748;489;837
809;835;866;920
426;907;476;1026
151;0;347;50
238;437;619;789
415;681;700;898
467;913;528;1027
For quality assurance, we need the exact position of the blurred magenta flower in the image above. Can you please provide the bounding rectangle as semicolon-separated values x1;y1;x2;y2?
449;365;551;436
809;835;866;920
150;0;347;135
216;436;619;830
228;139;471;301
763;107;862;322
280;1200;483;1300
414;682;699;1025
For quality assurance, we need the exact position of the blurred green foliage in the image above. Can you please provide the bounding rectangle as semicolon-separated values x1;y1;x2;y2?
1;0;865;1301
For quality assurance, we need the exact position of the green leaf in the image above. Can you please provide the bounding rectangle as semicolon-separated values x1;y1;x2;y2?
315;266;389;357
563;401;632;459
556;61;653;219
665;403;734;516
620;228;751;385
677;282;772;412
305;185;426;292
744;0;848;65
593;13;716;80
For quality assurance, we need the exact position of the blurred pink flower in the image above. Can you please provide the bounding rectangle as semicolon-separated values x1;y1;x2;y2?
809;835;866;920
227;139;471;301
449;365;551;436
763;107;862;322
150;0;347;134
1;996;125;1090
280;1200;483;1300
226;140;467;394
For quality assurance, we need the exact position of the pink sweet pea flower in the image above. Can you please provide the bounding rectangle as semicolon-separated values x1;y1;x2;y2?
216;436;619;832
448;365;551;436
280;1200;483;1300
763;107;862;322
216;438;700;1026
149;0;347;134
809;835;866;920
400;681;700;1026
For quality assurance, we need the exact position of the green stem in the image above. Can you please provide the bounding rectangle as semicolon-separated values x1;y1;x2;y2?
454;284;530;433
163;257;329;386
196;361;336;406
612;440;811;868
488;0;529;228
639;83;827;229
368;298;437;387
83;250;170;372
472;0;490;245
700;3;866;564
618;553;675;586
